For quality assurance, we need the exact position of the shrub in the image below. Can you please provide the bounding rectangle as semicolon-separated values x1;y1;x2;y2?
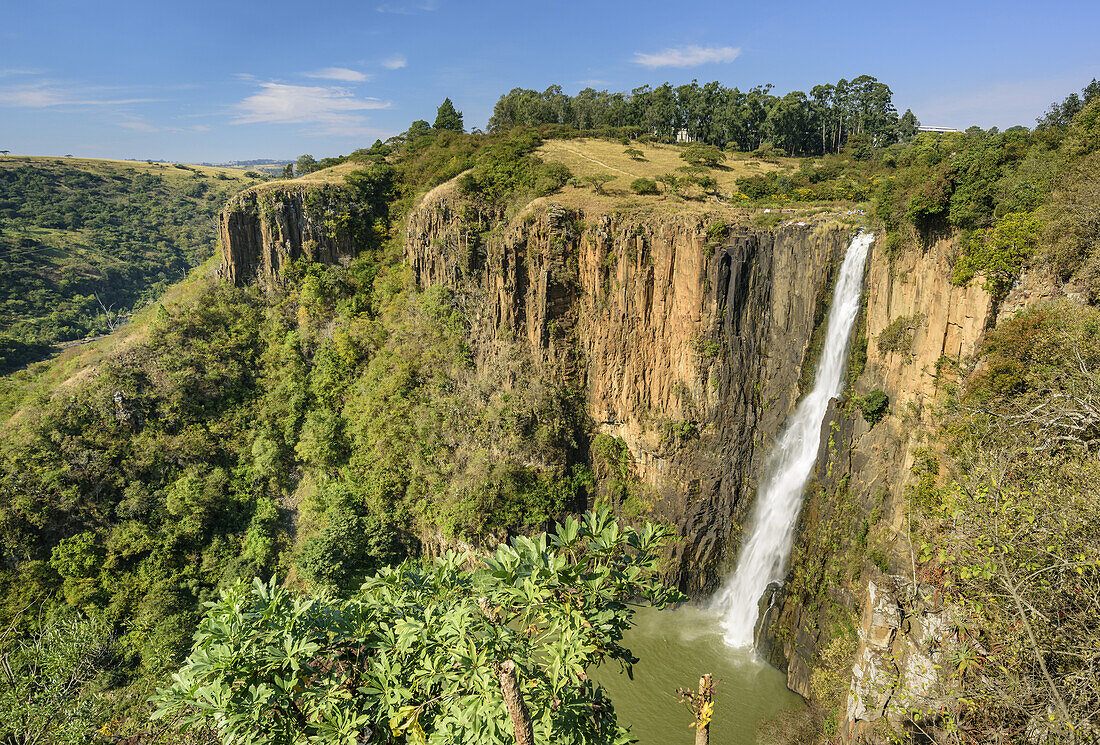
876;313;924;354
630;177;659;195
855;389;889;424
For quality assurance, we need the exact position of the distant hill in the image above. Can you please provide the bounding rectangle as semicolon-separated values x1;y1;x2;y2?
0;156;258;373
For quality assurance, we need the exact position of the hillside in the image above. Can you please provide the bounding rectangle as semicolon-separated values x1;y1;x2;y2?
0;156;261;373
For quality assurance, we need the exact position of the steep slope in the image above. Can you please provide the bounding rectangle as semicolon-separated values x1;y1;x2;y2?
402;179;861;592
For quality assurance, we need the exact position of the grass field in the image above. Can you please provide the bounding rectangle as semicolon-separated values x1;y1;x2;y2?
0;154;254;183
533;138;793;214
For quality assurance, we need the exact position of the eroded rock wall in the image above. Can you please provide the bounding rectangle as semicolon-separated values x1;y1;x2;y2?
756;235;996;737
406;185;856;592
220;186;358;286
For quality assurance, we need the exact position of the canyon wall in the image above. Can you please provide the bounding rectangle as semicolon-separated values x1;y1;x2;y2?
220;180;1009;741
405;183;857;592
756;234;996;738
220;185;359;286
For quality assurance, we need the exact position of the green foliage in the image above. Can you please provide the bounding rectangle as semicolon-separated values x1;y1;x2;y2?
876;313;923;354
0;161;250;372
457;129;571;207
0;614;116;745
691;333;722;358
918;299;1100;739
296;501;405;596
629;177;659;195
853;389;888;424
951;211;1041;298
153;511;683;745
433;98;464;132
679;143;725;168
488;76;901;155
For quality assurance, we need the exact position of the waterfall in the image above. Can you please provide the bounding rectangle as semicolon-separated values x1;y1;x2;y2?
710;231;874;648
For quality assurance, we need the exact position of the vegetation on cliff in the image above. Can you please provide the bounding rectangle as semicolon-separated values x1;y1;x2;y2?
3;77;1100;745
0;126;595;741
916;301;1100;741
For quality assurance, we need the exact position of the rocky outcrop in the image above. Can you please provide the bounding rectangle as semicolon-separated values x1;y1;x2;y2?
220;185;359;286
406;184;857;593
845;576;959;743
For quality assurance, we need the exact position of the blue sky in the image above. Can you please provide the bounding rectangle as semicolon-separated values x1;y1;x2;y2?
2;0;1097;162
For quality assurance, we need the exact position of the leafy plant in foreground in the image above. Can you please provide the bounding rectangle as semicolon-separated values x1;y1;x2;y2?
153;510;683;745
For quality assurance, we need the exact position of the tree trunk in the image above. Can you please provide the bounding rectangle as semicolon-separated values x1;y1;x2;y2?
496;660;535;745
695;674;712;745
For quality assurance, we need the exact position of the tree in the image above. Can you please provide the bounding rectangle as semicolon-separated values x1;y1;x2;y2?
582;174;614;195
434;98;464;132
679;143;725;168
295;154;317;176
153;510;682;745
898;109;920;142
407;120;432;139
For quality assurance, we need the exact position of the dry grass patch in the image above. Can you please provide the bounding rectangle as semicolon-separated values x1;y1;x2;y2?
0;154;252;184
537;139;790;193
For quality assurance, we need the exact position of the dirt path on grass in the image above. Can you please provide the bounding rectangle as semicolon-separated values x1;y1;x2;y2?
556;145;640;179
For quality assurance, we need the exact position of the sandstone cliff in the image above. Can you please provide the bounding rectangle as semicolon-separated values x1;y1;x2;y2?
220;173;1011;742
220;185;360;286
755;234;996;737
405;182;859;593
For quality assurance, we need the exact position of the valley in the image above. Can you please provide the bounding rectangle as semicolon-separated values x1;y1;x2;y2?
2;74;1099;745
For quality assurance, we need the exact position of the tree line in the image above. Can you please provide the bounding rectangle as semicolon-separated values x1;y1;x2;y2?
487;75;918;156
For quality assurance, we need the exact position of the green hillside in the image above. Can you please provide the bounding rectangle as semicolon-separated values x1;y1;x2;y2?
0;156;261;373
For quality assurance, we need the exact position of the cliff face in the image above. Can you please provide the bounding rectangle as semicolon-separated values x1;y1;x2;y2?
220;186;358;286
222;174;1008;741
756;234;995;736
406;184;856;593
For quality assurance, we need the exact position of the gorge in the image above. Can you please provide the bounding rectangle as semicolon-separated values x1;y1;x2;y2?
5;92;1100;744
208;153;996;741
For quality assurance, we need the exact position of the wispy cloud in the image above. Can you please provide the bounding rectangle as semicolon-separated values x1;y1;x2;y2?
118;116;160;133
304;67;371;82
382;54;407;70
0;81;158;107
377;0;437;13
632;45;741;68
117;114;214;135
233;82;391;136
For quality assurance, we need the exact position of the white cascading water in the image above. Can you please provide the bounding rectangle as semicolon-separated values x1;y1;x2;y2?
710;230;875;648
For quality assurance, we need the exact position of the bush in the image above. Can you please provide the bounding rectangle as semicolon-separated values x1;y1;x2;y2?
679;143;725;168
876;313;923;354
630;177;659;195
854;389;889;424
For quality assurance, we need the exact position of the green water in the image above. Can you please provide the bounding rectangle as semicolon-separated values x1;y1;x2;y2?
596;605;804;744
